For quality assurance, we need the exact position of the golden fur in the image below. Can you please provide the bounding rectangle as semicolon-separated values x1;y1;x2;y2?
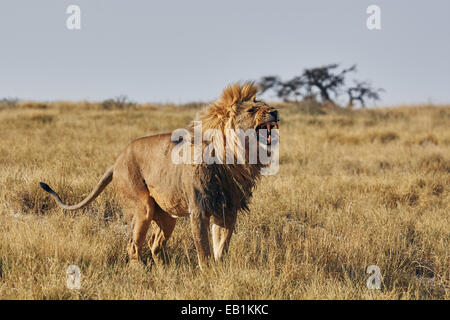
40;82;279;269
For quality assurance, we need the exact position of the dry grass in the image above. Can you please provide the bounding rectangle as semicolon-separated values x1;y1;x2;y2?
0;101;449;299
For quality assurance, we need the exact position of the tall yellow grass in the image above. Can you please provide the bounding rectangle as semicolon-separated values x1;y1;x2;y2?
0;101;448;299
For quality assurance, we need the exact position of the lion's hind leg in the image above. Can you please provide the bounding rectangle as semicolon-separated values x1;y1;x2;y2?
148;205;177;264
125;194;155;263
115;178;155;263
114;154;156;263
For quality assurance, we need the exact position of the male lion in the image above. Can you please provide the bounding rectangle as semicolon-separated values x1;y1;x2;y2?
40;82;279;269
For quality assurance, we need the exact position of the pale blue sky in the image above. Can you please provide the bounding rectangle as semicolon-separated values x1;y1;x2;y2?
0;0;449;105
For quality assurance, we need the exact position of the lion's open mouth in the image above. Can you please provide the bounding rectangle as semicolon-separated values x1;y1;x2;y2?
257;121;279;145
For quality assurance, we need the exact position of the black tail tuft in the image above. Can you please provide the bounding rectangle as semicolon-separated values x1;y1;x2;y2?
39;182;53;193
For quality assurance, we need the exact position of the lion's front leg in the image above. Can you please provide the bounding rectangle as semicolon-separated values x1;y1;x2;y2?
190;211;212;270
211;212;236;261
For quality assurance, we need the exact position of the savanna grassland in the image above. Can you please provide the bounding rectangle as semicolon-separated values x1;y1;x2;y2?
0;100;448;299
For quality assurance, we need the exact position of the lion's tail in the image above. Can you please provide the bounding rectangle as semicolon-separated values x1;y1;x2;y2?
39;166;114;211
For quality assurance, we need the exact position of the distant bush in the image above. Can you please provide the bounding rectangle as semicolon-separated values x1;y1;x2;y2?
20;102;48;109
102;95;136;110
285;99;327;115
0;97;19;109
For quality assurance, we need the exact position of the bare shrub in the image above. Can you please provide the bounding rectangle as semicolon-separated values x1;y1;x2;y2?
0;97;19;110
102;95;136;110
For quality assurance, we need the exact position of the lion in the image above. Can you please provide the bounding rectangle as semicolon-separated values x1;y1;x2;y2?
40;82;279;269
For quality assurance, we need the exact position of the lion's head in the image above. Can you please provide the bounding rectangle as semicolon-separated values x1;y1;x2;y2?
195;82;279;151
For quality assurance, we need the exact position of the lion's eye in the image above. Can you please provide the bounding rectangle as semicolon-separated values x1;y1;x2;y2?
247;107;257;113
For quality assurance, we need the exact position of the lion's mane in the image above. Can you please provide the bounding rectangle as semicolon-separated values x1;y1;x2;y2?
188;82;262;219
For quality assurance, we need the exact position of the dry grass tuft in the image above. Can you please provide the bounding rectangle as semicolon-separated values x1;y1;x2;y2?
418;134;439;146
377;131;399;144
419;154;450;173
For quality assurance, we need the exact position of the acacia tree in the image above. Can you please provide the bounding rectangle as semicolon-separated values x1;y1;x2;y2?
346;81;384;108
258;63;383;107
302;64;356;102
258;64;356;103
